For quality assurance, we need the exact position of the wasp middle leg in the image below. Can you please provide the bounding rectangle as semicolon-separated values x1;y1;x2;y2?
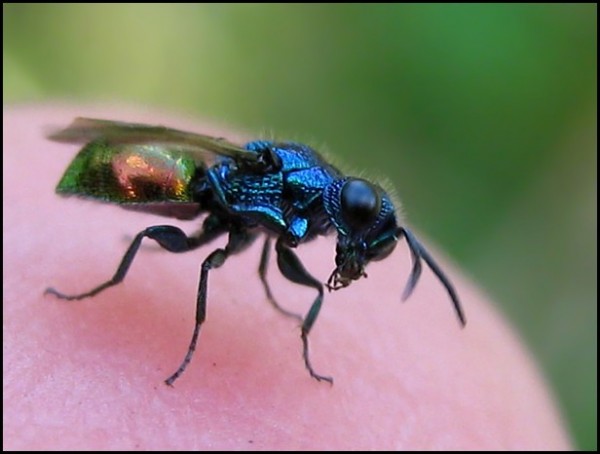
165;225;258;385
258;236;303;322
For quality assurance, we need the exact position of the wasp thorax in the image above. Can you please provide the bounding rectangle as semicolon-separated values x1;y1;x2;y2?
341;179;381;229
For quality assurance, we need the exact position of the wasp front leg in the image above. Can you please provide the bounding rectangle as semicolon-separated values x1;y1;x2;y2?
274;238;332;384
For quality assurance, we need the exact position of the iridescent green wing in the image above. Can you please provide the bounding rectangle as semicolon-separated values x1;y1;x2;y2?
51;118;257;219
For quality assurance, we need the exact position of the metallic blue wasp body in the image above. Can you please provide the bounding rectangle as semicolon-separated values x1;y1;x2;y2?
207;141;342;244
46;118;465;385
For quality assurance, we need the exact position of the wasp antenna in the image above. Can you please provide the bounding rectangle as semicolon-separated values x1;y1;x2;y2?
399;227;466;327
398;227;423;301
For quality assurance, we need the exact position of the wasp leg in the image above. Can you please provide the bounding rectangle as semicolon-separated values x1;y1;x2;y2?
45;215;227;300
165;227;258;386
275;239;333;384
258;237;303;322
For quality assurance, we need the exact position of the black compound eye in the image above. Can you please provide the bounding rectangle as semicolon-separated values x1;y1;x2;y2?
341;179;381;229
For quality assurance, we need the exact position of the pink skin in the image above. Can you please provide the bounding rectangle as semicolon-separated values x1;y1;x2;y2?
3;105;571;450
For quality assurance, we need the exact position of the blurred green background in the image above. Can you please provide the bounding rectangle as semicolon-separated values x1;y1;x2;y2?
4;4;596;449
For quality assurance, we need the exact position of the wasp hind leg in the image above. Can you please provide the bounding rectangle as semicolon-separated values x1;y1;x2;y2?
45;214;228;301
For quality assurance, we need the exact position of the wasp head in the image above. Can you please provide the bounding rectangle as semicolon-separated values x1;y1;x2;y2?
323;178;399;290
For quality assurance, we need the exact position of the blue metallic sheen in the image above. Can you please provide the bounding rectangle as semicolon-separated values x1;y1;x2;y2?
206;141;347;243
48;117;466;387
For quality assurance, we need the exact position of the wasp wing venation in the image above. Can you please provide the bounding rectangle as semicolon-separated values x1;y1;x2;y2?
48;117;259;165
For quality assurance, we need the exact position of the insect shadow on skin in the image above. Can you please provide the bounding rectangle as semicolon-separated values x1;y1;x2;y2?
44;118;466;386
